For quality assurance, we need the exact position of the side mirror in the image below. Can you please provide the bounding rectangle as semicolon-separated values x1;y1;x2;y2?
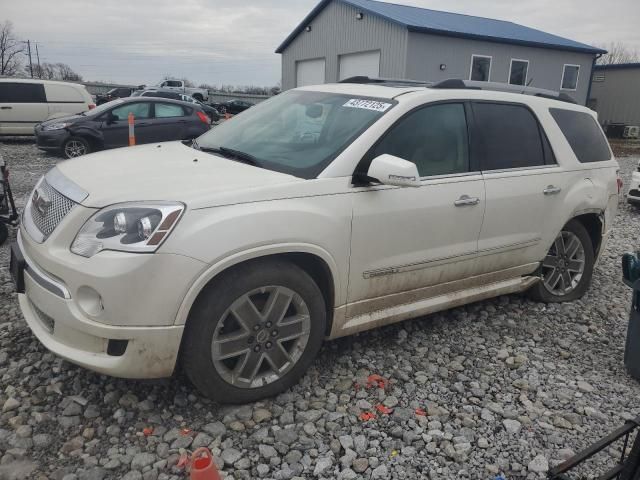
367;154;421;188
106;112;118;124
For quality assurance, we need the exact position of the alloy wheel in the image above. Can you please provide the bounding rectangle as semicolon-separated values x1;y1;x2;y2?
211;286;311;389
541;230;586;296
64;140;87;158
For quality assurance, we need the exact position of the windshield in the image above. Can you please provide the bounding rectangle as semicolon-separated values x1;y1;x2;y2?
196;90;395;179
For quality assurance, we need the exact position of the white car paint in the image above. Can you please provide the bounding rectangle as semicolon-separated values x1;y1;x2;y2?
0;79;95;135
15;83;619;379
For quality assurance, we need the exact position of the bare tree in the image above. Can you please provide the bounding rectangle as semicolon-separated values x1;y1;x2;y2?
0;21;25;76
596;41;640;65
54;62;82;81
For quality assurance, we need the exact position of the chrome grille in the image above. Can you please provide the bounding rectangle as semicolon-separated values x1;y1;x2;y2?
29;179;76;237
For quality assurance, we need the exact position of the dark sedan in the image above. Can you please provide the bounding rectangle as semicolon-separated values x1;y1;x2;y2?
214;99;254;115
95;87;134;105
35;98;211;158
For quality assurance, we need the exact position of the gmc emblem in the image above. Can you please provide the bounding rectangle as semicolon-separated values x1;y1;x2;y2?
32;188;51;216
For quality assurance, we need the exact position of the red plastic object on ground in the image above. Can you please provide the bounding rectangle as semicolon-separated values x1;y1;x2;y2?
190;448;221;480
366;374;388;390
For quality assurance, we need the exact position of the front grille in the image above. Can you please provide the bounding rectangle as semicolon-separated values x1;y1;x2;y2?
29;179;76;237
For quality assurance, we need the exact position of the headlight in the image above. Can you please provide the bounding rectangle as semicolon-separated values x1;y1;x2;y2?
71;202;184;258
43;123;69;131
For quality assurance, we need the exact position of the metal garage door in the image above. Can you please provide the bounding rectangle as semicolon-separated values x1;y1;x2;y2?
296;58;326;87
339;51;381;80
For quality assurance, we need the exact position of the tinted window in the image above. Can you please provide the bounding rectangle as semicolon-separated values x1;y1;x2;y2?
155;103;186;118
110;102;151;120
470;56;491;82
165;81;181;87
549;108;611;163
473;103;545;170
509;60;529;86
561;65;580;90
0;82;46;103
371;103;469;177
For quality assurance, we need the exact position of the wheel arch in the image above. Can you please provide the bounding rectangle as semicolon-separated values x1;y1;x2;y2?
570;210;604;256
175;245;339;336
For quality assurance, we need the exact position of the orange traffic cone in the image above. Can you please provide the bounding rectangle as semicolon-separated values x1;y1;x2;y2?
190;448;221;480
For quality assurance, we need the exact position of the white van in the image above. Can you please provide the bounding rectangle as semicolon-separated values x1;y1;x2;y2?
0;79;95;136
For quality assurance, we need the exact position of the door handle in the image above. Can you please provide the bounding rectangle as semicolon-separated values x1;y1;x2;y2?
136;122;150;126
0;106;12;110
454;195;480;207
543;185;562;195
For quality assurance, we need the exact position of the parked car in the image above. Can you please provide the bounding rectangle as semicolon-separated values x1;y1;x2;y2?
34;97;210;158
11;79;620;403
156;79;208;102
213;99;254;115
95;87;134;106
627;160;640;204
138;90;220;122
0;79;95;136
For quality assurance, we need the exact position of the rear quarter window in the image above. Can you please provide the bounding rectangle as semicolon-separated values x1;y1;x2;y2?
549;108;611;163
0;82;46;103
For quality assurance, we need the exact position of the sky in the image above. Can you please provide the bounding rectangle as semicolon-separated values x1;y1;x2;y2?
2;0;639;87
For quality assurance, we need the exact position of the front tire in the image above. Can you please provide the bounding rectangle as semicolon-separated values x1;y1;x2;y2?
192;93;204;102
62;136;91;159
182;260;326;403
528;219;595;303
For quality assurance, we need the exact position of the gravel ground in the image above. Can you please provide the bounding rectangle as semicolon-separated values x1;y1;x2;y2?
0;139;639;480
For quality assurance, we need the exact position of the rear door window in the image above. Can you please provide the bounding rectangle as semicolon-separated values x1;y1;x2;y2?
0;82;46;103
472;102;547;170
549;108;611;163
155;103;186;118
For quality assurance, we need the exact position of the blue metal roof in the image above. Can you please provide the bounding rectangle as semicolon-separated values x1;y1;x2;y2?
276;0;606;55
594;63;640;70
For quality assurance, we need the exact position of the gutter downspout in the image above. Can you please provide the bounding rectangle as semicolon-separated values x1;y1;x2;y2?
586;53;603;107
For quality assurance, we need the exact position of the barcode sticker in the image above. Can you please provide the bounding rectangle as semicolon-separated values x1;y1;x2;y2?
343;99;392;112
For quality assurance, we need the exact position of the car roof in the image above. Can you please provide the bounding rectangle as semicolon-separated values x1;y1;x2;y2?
296;82;592;112
117;96;198;107
0;78;87;89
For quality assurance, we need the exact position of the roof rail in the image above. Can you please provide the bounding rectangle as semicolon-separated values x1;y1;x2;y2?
339;76;576;104
431;79;577;104
339;76;432;87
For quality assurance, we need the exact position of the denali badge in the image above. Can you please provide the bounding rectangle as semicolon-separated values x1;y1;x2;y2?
32;188;52;216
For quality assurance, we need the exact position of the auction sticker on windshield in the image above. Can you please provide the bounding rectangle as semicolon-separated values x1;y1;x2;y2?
343;99;392;112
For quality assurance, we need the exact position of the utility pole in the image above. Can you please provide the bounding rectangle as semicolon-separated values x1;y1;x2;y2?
26;40;33;78
35;43;41;78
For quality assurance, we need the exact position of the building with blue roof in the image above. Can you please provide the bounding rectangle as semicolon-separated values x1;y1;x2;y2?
277;0;606;104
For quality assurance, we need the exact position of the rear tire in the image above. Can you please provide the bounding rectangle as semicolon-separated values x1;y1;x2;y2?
62;136;91;159
182;259;326;403
528;219;595;303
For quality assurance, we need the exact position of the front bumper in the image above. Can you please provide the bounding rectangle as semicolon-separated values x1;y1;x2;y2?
15;225;205;378
34;126;68;151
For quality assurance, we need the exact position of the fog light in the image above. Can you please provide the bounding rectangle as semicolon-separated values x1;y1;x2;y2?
77;286;103;317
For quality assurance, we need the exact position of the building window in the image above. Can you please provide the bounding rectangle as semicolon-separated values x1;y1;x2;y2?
561;64;580;91
509;59;529;86
470;55;492;82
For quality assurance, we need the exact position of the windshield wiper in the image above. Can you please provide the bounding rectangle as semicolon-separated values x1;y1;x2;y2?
219;146;260;166
196;145;260;166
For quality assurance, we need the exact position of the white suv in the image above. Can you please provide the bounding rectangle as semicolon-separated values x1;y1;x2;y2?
10;79;620;403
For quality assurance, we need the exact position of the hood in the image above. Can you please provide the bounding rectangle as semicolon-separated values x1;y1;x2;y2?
54;141;303;209
41;113;85;125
